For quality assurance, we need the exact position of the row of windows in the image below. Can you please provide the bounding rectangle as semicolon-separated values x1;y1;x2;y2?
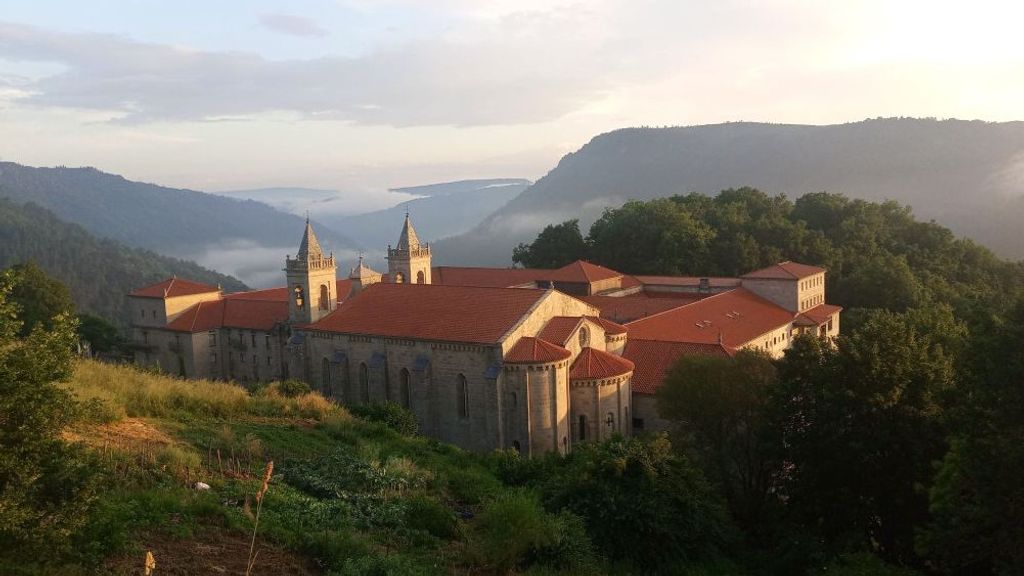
293;284;332;311
763;330;789;350
800;275;824;291
801;293;824;310
321;359;470;420
392;270;426;284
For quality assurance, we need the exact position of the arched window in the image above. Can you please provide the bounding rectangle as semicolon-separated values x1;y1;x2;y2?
400;368;411;408
394;272;405;284
416;270;425;284
578;415;587;441
578;326;590;348
359;362;369;403
321;358;331;395
293;285;305;310
512;440;521;454
606;411;615;431
510;391;517;408
457;374;469;419
319;284;330;310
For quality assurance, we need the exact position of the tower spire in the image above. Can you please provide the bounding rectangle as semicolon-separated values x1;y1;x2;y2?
297;219;323;261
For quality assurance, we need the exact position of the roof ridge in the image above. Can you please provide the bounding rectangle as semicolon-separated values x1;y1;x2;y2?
624;288;736;325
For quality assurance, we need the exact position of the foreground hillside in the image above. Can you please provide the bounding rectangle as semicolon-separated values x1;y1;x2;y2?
0;199;246;325
436;118;1024;265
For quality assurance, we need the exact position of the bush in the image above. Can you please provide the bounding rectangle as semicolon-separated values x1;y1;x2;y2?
274;379;312;398
349;402;418;436
403;495;457;539
468;491;554;572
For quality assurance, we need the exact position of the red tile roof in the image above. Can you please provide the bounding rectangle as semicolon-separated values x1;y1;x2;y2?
308;283;550;344
166;298;289;333
586;315;627;335
741;261;825;280
431;266;543;288
634;275;742;288
569;347;634;380
546;260;622;283
224;287;289;302
538;316;584;345
581;293;700;323
623;339;734;395
625;288;794;347
795;303;843;326
130;277;220;298
505;337;572;364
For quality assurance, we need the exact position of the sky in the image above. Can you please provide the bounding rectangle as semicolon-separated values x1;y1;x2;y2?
1;0;1023;195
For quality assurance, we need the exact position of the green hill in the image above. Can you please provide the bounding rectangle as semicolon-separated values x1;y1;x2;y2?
0;199;246;325
435;118;1024;265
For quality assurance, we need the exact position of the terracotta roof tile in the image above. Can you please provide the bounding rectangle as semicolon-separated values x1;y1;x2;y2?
506;337;572;364
130;277;220;298
741;261;825;280
309;283;549;344
585;315;627;335
431;266;543;288
795;303;843;326
623;339;734;395
545;260;623;283
166;298;289;333
538;316;584;345
569;347;634;380
581;293;700;323
224;287;289;302
625;288;794;347
634;275;742;288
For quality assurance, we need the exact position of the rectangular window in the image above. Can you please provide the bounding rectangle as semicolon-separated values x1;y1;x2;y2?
251;333;257;347
265;334;271;349
267;356;272;366
208;331;216;346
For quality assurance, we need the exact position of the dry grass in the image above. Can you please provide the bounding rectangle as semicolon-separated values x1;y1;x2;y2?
68;360;349;422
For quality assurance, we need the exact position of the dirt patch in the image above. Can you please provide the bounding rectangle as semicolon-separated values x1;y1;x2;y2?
104;526;322;575
65;417;177;449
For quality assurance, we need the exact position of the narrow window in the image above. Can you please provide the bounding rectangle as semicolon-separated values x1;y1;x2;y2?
359;362;370;403
322;358;331;395
416;270;425;284
578;326;590;348
606;412;615;431
400;368;411;408
457;374;469;419
319;284;330;310
251;333;256;347
578;415;588;441
265;333;270;349
140;309;145;318
624;407;630;433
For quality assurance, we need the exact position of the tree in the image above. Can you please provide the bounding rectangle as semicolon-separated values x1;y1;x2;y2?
773;311;955;565
77;313;124;354
7;262;75;337
587;198;714;274
0;270;97;551
919;298;1024;575
511;219;588;268
656;350;780;528
539;436;735;570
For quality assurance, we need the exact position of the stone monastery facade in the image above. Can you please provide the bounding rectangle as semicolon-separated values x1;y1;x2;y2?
128;216;840;453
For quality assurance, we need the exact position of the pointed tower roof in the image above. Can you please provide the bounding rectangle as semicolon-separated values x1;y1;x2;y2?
396;214;421;251
297;218;324;260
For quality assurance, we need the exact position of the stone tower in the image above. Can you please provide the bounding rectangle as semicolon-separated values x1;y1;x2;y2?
285;219;337;323
387;214;431;284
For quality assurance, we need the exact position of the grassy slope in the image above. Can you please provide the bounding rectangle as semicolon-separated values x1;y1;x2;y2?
63;361;508;575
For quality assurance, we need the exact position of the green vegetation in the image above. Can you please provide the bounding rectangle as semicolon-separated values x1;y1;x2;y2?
0;198;246;327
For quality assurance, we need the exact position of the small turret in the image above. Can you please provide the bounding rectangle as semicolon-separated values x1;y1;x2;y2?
348;255;383;294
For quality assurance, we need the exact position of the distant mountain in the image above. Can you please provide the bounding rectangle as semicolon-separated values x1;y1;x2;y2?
434;119;1024;265
0;162;357;287
329;179;530;249
0;199;246;326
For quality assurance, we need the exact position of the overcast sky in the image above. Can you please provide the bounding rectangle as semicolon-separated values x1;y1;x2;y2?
1;0;1022;194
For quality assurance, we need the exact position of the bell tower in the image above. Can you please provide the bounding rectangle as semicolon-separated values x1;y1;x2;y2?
285;219;337;324
387;213;431;284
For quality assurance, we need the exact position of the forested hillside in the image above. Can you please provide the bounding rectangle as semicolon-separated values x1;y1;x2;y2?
0;199;246;325
437;118;1024;265
0;162;356;257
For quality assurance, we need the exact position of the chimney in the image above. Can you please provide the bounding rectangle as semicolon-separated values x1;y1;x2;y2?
698;277;710;294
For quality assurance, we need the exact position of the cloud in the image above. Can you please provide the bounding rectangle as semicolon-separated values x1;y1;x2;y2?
258;13;328;37
0;8;666;127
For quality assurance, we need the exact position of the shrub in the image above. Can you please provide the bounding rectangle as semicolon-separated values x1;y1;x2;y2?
349;402;418;436
274;379;312;398
403;495;457;539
